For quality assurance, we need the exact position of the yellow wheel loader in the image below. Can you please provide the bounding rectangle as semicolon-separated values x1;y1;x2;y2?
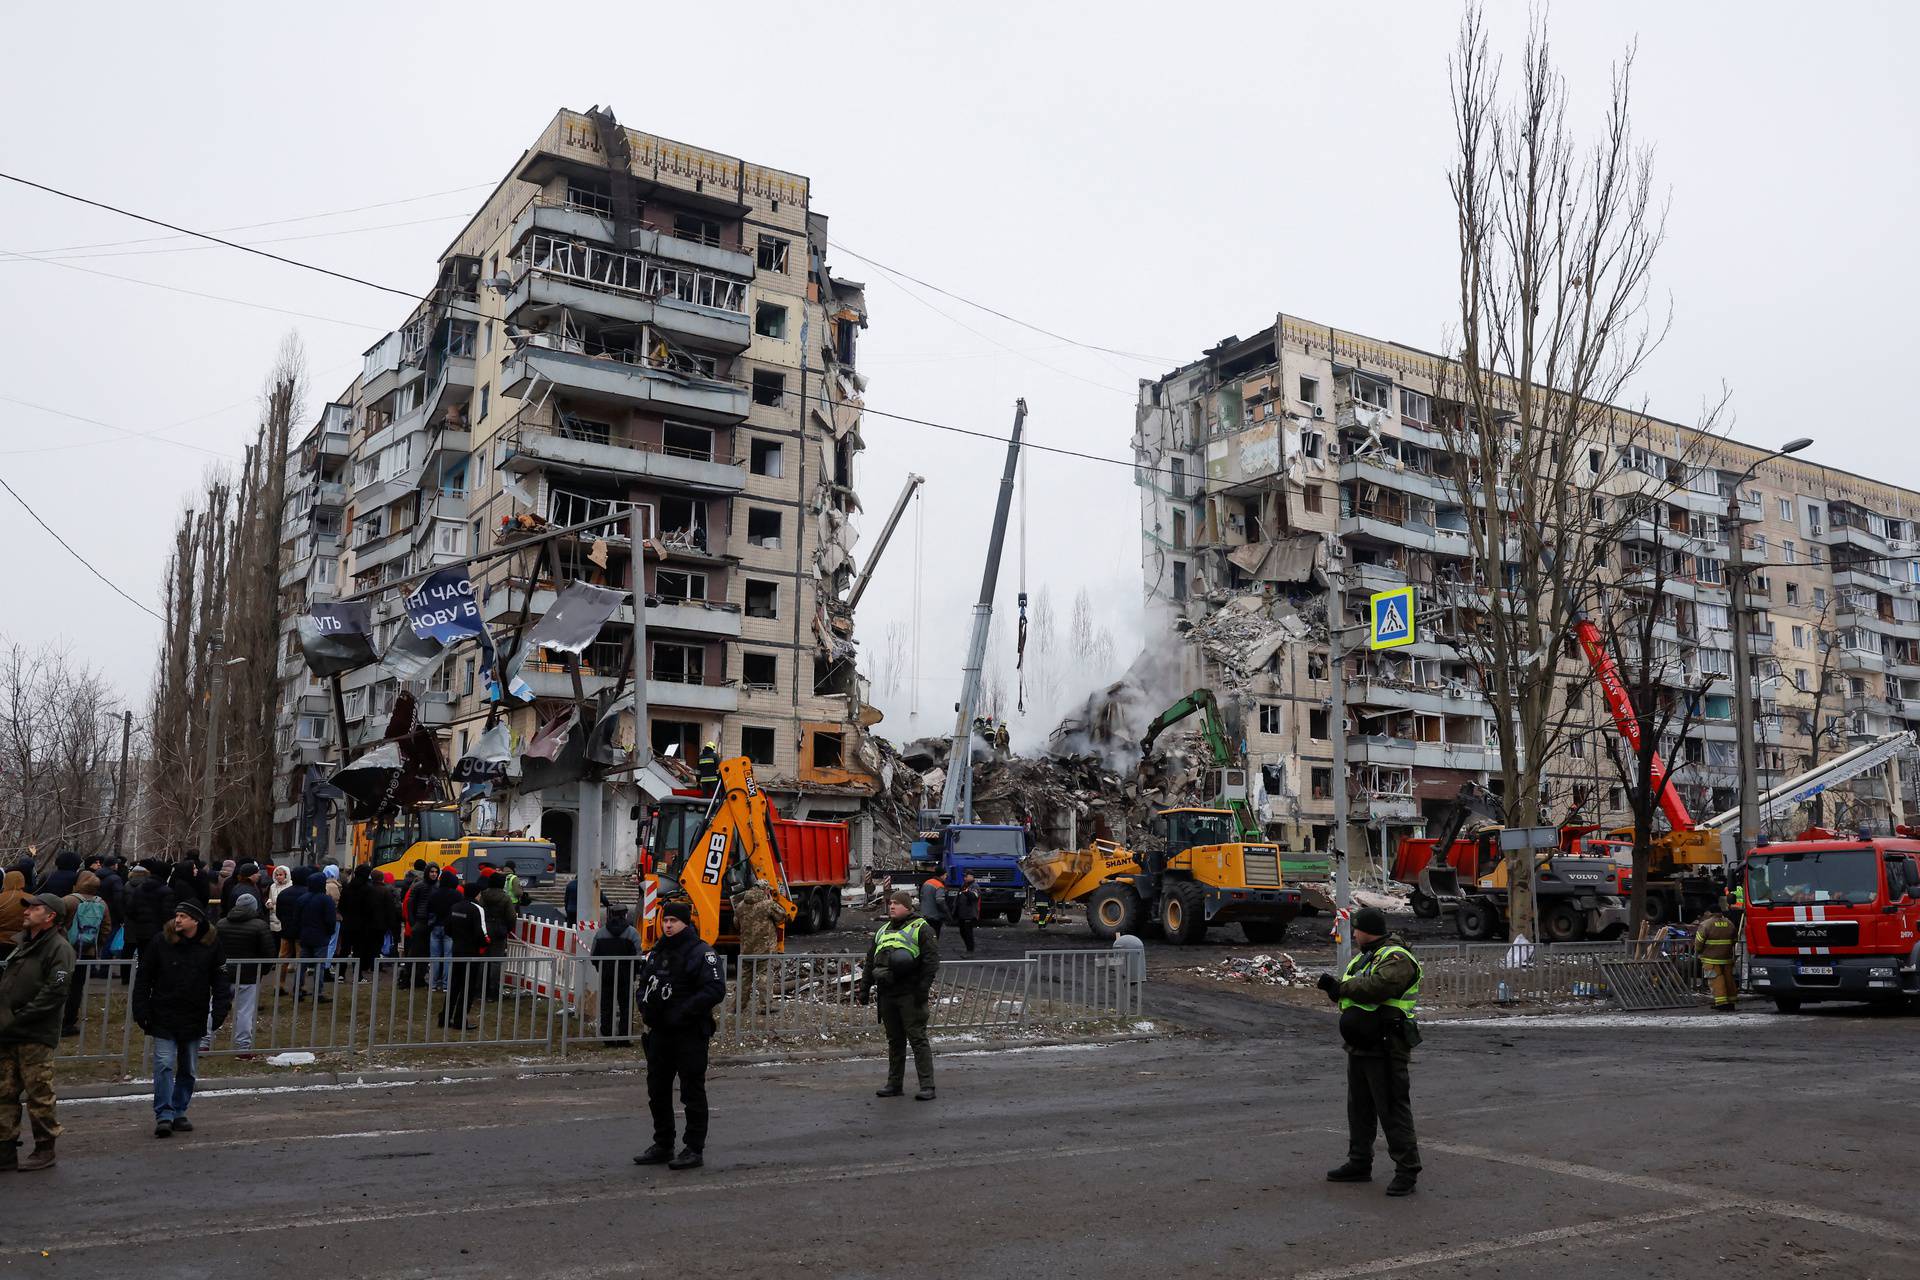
1022;807;1303;945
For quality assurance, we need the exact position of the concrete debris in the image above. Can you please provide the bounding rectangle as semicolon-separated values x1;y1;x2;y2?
1200;953;1315;987
1351;885;1413;915
1176;595;1313;687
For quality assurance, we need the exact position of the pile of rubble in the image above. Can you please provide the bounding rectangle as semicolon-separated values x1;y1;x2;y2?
1199;953;1318;987
1177;595;1316;686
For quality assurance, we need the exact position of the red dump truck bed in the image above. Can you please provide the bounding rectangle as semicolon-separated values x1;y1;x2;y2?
1393;836;1479;886
775;816;850;887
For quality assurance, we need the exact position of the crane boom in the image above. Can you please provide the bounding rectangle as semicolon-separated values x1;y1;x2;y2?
1698;730;1919;833
843;472;925;614
1571;615;1697;834
938;400;1027;824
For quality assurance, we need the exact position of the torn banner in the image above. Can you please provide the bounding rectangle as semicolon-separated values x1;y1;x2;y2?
404;565;529;702
451;721;513;784
524;581;625;656
298;602;377;677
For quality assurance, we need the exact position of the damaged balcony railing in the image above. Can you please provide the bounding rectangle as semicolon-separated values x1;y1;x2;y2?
511;233;748;314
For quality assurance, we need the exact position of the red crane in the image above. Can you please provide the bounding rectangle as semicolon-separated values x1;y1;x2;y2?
1569;615;1696;834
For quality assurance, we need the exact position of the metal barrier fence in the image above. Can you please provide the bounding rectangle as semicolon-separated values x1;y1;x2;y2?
1410;940;1703;1006
56;945;1146;1070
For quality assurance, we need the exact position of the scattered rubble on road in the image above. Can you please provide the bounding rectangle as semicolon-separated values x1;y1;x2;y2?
1199;953;1317;987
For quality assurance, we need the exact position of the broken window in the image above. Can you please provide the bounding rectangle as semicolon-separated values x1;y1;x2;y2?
747;508;783;548
1171;510;1187;550
1303;484;1323;514
756;236;790;273
1309;708;1330;740
1170;457;1186;500
1307;652;1328;680
674;213;722;248
654;569;707;603
1298;376;1319;405
833;318;857;364
1311;767;1332;800
745;579;779;619
742;651;778;690
652;642;705;685
662;422;713;461
1400;389;1430;425
750;438;784;477
1172;561;1187;602
1352;376;1390;409
811;730;844;769
565;178;612;216
814;656;856;696
657;496;705;548
752;370;786;406
754;302;788;339
652;719;703;761
1258;704;1282;735
741;725;775;765
558;413;612;445
1301;430;1323;460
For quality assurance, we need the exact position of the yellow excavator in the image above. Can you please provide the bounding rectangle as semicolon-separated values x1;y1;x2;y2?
640;755;798;951
1022;806;1304;944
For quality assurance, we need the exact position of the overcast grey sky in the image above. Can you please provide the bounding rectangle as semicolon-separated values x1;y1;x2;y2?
3;1;1916;746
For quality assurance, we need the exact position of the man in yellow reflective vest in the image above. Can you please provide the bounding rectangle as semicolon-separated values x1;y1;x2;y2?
857;888;940;1100
1318;907;1423;1196
1693;901;1740;1012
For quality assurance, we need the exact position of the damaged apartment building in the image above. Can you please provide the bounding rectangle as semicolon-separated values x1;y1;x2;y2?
270;106;879;866
1136;314;1920;861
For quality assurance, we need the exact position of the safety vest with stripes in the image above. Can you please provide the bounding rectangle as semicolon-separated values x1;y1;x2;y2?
873;917;928;961
1339;943;1421;1017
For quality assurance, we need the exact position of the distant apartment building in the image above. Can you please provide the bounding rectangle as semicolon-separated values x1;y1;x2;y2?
1135;315;1920;860
271;107;877;868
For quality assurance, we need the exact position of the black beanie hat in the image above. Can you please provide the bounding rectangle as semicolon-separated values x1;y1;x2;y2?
1352;906;1390;936
662;900;693;924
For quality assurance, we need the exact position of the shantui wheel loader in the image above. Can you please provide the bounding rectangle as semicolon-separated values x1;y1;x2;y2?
1022;807;1304;945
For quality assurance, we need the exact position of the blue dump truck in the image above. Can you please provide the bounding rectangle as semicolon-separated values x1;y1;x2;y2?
910;820;1032;923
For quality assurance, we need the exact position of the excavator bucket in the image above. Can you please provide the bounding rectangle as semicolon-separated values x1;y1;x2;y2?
1418;865;1462;902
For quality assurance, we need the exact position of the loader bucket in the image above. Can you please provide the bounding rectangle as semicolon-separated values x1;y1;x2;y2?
1020;848;1091;897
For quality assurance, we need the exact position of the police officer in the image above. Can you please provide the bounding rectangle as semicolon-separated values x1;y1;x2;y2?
858;888;940;1101
696;741;721;797
1693;900;1740;1012
1318;906;1422;1197
633;901;726;1170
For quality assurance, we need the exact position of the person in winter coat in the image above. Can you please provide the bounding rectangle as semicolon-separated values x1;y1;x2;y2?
8;858;36;894
440;882;489;1030
589;907;643;1047
401;863;438;987
476;872;517;1003
167;860;211;918
207;894;274;1054
943;873;982;954
217;861;255;918
0;894;75;1170
272;869;307;994
294;872;338;1001
633;901;726;1170
58;871;113;1036
426;872;461;993
858;889;940;1101
42;850;82;899
0;869;29;949
338;866;385;978
85;856;124;931
121;865;174;984
132;901;231;1137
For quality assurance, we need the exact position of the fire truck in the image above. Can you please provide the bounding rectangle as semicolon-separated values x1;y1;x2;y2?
1743;830;1920;1012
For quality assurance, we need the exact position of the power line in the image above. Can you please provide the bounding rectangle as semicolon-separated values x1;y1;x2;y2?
0;247;387;330
0;172;425;301
0;470;164;622
10;181;493;257
0;398;238;460
830;239;1178;365
10;211;469;265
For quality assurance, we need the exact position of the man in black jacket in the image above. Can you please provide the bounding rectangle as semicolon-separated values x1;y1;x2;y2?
132;901;231;1138
0;894;74;1170
120;865;174;984
633;901;725;1170
209;894;274;1056
439;883;488;1030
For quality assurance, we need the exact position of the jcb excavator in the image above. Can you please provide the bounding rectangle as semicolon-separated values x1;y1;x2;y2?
641;755;797;951
1022;806;1303;945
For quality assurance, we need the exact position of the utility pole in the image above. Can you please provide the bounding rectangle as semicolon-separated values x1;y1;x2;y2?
1329;567;1351;973
1727;489;1760;857
110;709;132;857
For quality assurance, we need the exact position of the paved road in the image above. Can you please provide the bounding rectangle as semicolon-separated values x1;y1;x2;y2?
9;995;1916;1279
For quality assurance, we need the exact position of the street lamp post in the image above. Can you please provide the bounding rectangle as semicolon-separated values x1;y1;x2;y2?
1726;437;1813;860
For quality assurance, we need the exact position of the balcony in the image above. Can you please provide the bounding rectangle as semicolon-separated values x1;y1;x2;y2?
1348;562;1409;595
1339;513;1445;554
508;235;751;354
519;665;740;713
309;480;348;509
501;343;750;427
509;200;757;280
1348;737;1498;771
1338;456;1454;505
1822;516;1892;559
481;585;741;640
1844;692;1895;718
421;356;477;429
349;531;411;575
500;410;747;493
1346;678;1484;717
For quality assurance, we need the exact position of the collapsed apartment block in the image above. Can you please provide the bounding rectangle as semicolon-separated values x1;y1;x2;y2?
1134;315;1920;861
270;107;881;867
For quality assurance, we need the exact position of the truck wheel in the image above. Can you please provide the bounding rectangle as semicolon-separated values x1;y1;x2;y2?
808;894;832;935
1241;919;1290;945
1642;893;1673;926
1542;903;1585;943
826;891;843;930
1086;884;1143;941
1456;900;1500;942
1003;904;1023;925
1772;996;1802;1014
1161;881;1207;945
1410;891;1440;919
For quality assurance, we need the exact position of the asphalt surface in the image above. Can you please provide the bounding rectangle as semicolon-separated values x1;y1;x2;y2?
8;962;1918;1279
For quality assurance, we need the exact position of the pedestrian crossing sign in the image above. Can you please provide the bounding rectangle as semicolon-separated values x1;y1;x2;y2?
1369;587;1415;650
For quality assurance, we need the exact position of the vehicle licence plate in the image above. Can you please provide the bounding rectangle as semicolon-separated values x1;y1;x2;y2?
1798;965;1835;977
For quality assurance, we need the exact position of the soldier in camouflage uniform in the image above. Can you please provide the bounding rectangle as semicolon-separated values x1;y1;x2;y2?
0;895;74;1171
731;880;790;1017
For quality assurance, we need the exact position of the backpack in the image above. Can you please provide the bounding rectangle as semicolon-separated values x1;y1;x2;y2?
69;898;107;954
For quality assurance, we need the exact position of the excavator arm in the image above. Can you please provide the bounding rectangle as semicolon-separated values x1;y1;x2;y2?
644;756;796;948
1139;689;1263;841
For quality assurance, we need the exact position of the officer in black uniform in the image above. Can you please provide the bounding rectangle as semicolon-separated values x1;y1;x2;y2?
633;901;726;1170
1318;906;1423;1196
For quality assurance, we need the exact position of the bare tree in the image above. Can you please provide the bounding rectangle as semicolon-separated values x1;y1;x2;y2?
1438;6;1700;939
0;640;126;866
1028;585;1061;721
870;620;909;704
